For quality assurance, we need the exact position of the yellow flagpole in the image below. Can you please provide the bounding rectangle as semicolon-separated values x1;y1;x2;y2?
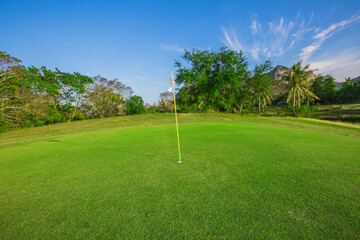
171;69;182;163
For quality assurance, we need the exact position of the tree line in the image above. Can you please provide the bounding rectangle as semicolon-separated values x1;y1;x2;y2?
0;51;145;133
157;48;360;115
2;49;360;132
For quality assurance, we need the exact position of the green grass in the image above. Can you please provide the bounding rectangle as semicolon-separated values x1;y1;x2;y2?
1;114;359;239
315;103;360;122
264;103;360;123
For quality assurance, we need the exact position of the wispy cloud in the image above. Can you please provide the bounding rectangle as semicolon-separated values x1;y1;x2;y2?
221;13;313;61
265;17;295;57
309;51;360;80
221;27;243;51
159;44;185;53
290;19;315;49
250;19;261;34
300;15;360;61
220;12;360;80
135;75;149;81
249;42;260;60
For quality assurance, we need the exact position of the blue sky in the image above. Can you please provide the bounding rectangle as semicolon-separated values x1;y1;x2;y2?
1;0;360;103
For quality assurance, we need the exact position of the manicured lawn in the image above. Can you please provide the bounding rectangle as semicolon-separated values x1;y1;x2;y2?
0;114;359;239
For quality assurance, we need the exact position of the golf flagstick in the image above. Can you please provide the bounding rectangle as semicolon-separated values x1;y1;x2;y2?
168;70;182;163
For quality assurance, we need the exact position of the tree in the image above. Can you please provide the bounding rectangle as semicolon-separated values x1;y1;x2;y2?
84;76;128;118
1;51;136;132
236;79;253;114
311;75;336;104
175;47;248;112
335;77;360;103
248;61;275;114
23;66;93;123
126;95;145;115
55;70;93;121
157;91;174;112
0;51;27;131
280;61;319;116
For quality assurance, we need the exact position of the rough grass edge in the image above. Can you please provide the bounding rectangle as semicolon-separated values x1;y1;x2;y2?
288;117;360;129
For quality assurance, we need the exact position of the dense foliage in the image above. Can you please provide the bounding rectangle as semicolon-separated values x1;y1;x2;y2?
248;61;275;114
173;48;311;114
175;48;249;112
0;51;134;133
334;78;360;103
2;48;360;132
157;91;174;113
279;61;319;116
311;75;336;104
171;48;360;115
126;95;146;115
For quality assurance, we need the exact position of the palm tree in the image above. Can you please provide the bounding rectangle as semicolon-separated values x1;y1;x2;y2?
281;61;319;116
249;61;275;114
249;73;275;114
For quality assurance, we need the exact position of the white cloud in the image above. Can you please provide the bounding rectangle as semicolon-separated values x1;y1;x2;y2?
249;42;260;60
266;17;295;57
160;44;185;53
309;52;360;81
268;17;294;37
135;76;149;81
250;19;261;34
299;42;321;60
290;20;315;50
300;15;360;61
220;26;243;52
221;13;313;61
289;40;295;48
313;15;360;40
220;12;360;80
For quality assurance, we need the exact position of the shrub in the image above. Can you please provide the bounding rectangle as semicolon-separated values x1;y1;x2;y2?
126;95;145;115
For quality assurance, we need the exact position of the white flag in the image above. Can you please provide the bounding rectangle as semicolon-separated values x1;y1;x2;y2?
168;70;174;92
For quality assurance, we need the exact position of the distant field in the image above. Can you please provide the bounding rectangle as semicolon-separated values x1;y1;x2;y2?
264;103;360;123
315;103;360;122
1;114;359;239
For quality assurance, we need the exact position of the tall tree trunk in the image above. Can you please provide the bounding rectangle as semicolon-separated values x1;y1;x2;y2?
198;100;203;111
69;95;80;122
240;102;243;115
51;98;57;110
293;90;296;117
258;95;261;114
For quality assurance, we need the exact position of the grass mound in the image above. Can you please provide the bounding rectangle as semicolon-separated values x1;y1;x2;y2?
1;114;359;239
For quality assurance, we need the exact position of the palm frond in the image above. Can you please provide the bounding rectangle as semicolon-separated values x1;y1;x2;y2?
286;88;294;103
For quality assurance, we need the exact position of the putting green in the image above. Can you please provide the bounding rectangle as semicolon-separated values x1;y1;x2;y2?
0;114;359;239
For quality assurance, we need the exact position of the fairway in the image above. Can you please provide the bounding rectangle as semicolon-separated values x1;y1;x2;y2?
0;114;359;239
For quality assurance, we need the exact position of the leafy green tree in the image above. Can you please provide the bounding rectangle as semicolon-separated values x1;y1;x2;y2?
280;61;319;116
84;76;128;118
1;51;136;132
248;61;275;114
236;80;253;114
175;47;248;112
311;75;336;104
23;66;93;122
126;95;145;115
55;70;93;121
335;77;360;103
0;51;27;131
